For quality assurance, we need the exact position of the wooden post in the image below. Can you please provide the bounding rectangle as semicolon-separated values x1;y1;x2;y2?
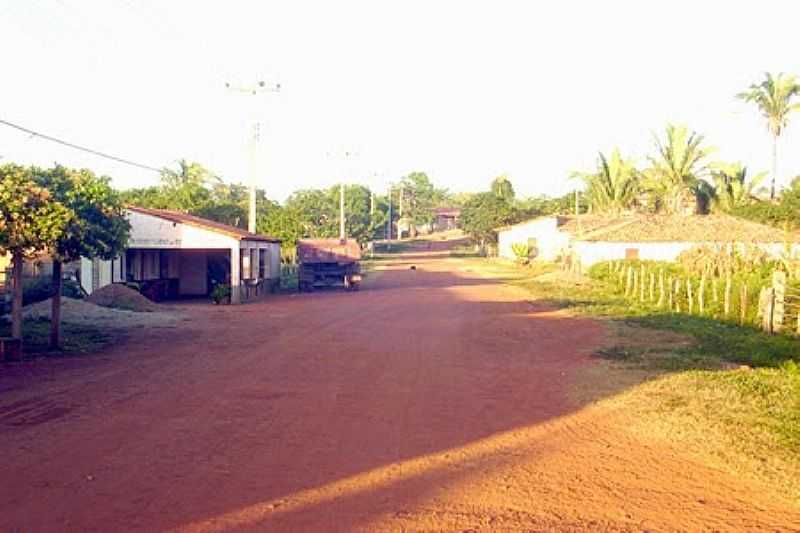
625;266;633;297
796;310;800;336
632;270;638;300
687;278;694;314
761;287;774;334
724;272;732;317
668;276;674;310
740;283;747;326
639;265;645;302
712;276;718;304
649;271;655;302
772;271;786;333
698;274;706;315
658;271;665;308
674;278;681;313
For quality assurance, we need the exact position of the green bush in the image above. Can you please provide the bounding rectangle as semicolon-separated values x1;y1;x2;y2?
211;283;231;304
22;276;84;306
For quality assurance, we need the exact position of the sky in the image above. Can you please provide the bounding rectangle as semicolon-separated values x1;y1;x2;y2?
1;0;800;202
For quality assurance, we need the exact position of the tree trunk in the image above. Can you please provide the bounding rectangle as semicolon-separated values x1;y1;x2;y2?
11;251;23;339
771;133;778;200
50;260;62;350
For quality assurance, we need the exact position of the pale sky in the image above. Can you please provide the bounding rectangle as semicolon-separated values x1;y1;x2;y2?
1;0;799;202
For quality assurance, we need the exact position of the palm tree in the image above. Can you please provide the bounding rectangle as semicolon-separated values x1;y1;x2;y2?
643;125;714;214
490;174;515;202
572;149;639;215
737;72;800;199
709;162;767;212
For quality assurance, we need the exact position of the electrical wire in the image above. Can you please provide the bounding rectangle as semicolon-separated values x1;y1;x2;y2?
0;118;162;173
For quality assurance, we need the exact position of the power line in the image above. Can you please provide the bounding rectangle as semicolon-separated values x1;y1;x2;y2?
0;118;163;173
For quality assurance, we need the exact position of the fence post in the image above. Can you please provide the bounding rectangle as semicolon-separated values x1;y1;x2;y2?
649;271;655;302
658;271;665;307
724;272;732;317
625;266;633;296
674;278;681;313
639;265;645;302
699;274;706;315
668;276;674;310
772;271;786;333
712;276;718;305
740;283;747;326
687;278;694;314
632;270;638;300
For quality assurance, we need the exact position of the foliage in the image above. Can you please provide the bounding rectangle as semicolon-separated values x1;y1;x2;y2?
284;184;377;245
33;165;130;262
516;192;588;217
642;125;714;214
573;149;639;215
676;244;773;278
709;162;767;213
510;243;530;264
737;72;800;199
211;283;231;304
732;176;800;229
459;192;518;246
0;164;72;257
22;277;84;306
490;175;515;201
400;172;445;234
0;318;112;356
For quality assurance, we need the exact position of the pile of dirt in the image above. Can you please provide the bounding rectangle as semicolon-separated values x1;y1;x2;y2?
23;297;182;328
86;284;159;312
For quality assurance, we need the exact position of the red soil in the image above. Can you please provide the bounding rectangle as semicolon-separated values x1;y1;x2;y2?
1;240;798;531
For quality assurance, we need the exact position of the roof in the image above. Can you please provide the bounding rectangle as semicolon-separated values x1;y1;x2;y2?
127;206;281;243
559;214;799;243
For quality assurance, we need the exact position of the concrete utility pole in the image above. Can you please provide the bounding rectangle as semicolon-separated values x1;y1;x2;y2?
386;184;393;243
225;80;281;233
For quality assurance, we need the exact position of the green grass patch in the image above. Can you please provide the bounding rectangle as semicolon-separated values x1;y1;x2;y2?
0;318;113;357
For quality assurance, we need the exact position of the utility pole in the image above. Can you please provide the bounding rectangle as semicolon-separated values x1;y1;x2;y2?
225;80;280;233
386;184;393;248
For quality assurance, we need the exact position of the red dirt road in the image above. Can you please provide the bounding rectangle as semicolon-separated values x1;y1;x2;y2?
1;244;799;531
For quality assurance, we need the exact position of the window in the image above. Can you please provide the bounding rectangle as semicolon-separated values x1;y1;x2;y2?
259;249;267;279
625;248;639;260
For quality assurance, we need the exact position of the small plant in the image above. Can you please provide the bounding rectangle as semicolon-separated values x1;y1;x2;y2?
511;243;530;265
211;283;231;305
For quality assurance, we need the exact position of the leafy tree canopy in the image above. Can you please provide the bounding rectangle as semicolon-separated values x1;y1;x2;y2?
459;192;518;245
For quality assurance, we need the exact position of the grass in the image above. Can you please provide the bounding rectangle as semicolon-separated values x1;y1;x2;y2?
0;318;113;358
461;256;800;502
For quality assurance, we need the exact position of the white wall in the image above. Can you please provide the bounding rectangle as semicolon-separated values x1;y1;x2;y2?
127;210;238;250
498;217;569;261
574;241;799;267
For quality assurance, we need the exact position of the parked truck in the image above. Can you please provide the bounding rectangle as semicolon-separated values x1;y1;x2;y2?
297;239;362;292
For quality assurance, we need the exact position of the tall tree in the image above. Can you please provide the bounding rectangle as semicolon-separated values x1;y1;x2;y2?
644;125;714;214
490;175;515;201
459;192;517;252
0;164;71;341
33;166;130;348
737;72;800;199
572;149;639;215
399;172;444;237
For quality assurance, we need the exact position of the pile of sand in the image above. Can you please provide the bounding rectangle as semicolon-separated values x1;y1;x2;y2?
23;298;182;328
86;284;159;312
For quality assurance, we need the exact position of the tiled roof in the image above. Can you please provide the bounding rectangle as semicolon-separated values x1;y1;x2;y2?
127;206;281;243
558;214;798;243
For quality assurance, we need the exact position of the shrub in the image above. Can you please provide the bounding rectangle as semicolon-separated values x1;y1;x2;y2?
211;283;231;304
22;276;84;306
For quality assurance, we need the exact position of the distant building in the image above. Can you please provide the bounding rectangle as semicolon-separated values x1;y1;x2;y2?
498;214;800;267
81;207;281;304
433;208;461;232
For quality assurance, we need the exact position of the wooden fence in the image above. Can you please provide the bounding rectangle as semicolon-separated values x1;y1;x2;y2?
606;261;791;335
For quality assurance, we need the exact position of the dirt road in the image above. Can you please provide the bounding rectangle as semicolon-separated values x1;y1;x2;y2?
2;242;799;531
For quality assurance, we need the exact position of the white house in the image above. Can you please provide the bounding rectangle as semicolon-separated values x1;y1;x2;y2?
81;207;281;304
498;214;800;267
